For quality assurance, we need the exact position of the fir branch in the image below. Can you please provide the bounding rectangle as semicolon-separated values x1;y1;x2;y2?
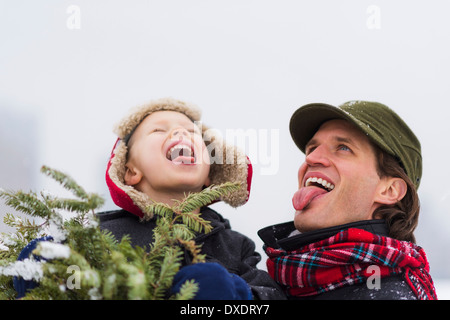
179;211;212;235
43;195;104;214
175;182;241;213
0;190;53;219
1;213;44;243
147;182;240;235
151;247;183;300
171;224;195;242
1;166;238;300
177;239;206;264
2;213;43;231
145;201;174;220
171;279;199;300
40;165;89;200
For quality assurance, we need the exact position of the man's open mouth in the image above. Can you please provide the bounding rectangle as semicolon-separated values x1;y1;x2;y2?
166;142;196;164
304;177;335;192
293;176;335;211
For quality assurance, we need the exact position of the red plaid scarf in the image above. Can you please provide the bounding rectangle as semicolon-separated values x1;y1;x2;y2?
265;228;437;300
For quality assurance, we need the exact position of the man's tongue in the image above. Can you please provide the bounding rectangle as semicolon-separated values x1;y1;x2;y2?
292;187;328;211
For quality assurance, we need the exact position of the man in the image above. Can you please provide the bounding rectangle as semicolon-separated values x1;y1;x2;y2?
258;101;437;300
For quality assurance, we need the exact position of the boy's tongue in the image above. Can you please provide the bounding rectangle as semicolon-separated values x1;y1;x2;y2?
170;146;195;164
172;156;195;164
292;187;328;211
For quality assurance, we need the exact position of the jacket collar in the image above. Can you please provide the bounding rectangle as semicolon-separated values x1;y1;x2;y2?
258;219;389;251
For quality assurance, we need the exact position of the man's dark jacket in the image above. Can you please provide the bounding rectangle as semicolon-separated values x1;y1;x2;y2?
98;206;286;300
258;220;417;300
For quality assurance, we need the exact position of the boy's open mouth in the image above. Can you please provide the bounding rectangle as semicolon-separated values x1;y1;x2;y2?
166;142;196;164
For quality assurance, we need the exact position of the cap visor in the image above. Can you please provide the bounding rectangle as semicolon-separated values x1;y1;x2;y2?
289;103;358;153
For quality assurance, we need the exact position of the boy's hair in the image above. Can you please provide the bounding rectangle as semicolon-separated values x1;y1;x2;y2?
106;98;252;220
373;147;420;243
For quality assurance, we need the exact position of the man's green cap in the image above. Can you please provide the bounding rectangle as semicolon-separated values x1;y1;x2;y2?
289;101;422;189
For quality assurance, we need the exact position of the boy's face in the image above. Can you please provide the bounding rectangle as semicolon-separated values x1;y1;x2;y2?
293;119;386;232
125;111;211;199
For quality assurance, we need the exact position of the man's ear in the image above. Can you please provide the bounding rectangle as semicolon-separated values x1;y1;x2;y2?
124;163;143;186
375;177;407;205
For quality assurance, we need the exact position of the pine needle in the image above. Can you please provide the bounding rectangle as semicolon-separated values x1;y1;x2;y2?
41;166;89;200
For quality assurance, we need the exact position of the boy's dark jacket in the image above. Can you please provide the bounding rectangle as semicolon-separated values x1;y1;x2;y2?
98;206;286;300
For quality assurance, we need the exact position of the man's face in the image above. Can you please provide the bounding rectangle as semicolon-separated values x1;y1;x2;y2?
293;119;383;232
125;111;211;198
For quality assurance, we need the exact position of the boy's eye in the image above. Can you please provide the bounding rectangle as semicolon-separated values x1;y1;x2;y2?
188;129;202;135
151;128;165;133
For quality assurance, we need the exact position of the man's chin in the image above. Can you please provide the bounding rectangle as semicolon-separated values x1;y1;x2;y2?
294;210;314;233
293;209;327;233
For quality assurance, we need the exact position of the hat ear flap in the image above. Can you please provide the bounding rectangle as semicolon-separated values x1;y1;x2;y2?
203;127;252;207
105;139;148;218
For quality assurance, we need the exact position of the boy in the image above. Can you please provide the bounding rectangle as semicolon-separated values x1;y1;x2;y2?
101;97;285;300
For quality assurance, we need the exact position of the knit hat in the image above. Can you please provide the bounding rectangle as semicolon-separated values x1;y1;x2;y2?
289;101;422;189
106;98;252;219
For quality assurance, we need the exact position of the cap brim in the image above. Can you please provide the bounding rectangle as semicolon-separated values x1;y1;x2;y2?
290;102;396;156
289;103;357;153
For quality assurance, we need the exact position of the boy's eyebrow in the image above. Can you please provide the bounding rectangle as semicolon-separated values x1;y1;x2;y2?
149;118;201;132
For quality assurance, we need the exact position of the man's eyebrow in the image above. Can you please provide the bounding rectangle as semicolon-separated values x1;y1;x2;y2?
335;136;356;145
305;138;318;150
305;136;360;150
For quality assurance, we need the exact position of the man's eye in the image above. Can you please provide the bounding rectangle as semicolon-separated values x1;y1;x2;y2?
305;146;316;155
338;144;351;152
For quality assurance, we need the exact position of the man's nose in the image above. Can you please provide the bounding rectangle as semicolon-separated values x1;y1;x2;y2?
305;145;331;167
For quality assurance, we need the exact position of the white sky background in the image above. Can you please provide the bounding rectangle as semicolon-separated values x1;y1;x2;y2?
1;0;450;292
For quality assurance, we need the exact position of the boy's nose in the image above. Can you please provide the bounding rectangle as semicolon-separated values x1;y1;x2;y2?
170;127;189;139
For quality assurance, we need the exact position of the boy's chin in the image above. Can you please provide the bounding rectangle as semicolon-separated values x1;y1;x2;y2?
170;179;207;193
